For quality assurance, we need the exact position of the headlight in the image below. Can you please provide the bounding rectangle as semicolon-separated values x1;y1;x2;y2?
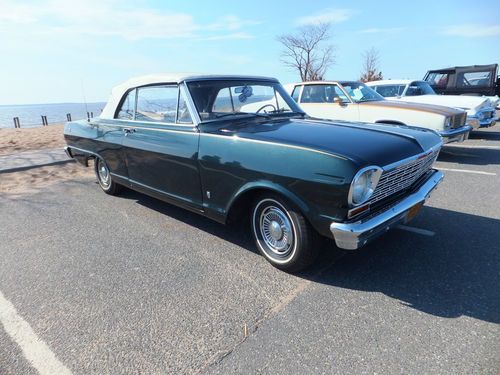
444;117;451;129
349;166;383;206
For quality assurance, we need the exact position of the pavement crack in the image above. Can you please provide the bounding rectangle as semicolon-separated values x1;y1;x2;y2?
195;253;343;374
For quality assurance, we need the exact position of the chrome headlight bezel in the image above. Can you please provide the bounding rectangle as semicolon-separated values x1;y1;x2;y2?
348;166;383;207
444;117;452;129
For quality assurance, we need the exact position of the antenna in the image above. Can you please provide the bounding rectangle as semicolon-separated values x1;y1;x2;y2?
81;78;89;122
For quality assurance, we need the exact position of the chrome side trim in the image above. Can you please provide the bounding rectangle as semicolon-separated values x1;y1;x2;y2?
103;117;197;128
381;142;442;172
330;170;444;250
199;132;349;160
96;120;199;135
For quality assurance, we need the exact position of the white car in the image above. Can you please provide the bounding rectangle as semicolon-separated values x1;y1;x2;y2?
367;79;497;129
285;81;471;144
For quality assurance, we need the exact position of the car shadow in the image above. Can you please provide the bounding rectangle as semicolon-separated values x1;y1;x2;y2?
301;206;500;324
439;146;500;165
118;188;499;324
469;129;500;141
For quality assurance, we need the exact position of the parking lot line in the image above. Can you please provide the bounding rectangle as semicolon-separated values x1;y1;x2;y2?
0;290;72;375
438;167;496;176
396;225;435;236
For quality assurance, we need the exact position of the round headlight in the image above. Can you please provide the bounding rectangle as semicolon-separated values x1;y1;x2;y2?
349;167;382;206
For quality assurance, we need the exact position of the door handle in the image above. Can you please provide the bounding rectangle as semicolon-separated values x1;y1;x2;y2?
123;128;135;135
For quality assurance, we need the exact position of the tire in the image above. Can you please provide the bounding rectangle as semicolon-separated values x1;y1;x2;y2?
251;194;319;272
95;157;121;195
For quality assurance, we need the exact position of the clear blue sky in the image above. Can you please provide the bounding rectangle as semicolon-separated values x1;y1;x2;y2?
0;0;499;105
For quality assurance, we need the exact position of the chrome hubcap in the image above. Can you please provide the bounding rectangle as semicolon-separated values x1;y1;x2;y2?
259;206;293;255
97;160;110;187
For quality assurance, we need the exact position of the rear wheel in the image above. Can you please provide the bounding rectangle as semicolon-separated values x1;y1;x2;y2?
251;194;319;272
95;157;121;195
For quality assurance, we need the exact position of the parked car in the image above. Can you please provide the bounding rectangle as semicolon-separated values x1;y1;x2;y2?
285;81;471;144
64;74;444;271
423;64;500;104
366;79;497;128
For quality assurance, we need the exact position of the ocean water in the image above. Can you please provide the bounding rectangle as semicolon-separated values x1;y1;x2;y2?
0;102;106;128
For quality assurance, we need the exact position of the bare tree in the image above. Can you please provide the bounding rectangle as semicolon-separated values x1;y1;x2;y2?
360;48;383;82
277;23;335;82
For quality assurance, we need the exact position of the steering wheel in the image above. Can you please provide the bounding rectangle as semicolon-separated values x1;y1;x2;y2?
256;104;277;114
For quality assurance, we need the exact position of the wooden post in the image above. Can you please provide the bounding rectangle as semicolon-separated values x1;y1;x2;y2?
87;112;90;120
90;111;94;118
13;117;20;128
66;113;72;121
41;115;48;126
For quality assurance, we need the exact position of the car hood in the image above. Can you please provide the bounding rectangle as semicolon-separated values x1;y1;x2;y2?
359;100;463;116
219;117;442;167
396;94;489;111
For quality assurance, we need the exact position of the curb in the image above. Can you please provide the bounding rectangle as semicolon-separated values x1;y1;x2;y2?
0;159;75;174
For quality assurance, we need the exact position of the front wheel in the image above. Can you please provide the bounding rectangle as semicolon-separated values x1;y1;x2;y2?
251;194;319;272
95;157;121;195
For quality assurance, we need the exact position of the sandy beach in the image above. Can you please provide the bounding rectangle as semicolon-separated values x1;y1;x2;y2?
0;124;67;155
0;124;94;195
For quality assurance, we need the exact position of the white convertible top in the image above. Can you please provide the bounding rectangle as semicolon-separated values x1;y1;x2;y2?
101;73;278;119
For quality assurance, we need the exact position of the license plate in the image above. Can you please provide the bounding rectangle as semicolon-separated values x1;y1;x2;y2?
406;202;423;222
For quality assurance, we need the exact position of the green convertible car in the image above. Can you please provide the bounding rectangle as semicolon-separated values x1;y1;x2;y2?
64;74;444;271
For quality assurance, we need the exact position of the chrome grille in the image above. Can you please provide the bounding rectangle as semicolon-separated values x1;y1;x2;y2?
369;150;438;205
451;113;466;128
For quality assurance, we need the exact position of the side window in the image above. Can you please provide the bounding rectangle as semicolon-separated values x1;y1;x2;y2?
116;89;136;120
301;85;328;103
374;85;404;97
136;85;178;123
177;91;193;124
291;86;301;102
426;73;449;87
458;71;491;87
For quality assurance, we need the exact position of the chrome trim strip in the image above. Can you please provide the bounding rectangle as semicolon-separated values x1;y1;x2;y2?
330;170;444;250
106;117;196;128
128;177;201;209
381;141;442;172
66;146;98;157
96;120;199;135
199;132;349;160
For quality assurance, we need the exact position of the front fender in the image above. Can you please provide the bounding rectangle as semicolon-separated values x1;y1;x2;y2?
226;180;311;218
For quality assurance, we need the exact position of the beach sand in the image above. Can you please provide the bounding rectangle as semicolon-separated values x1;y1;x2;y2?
0;162;95;197
0;124;66;155
0;124;94;195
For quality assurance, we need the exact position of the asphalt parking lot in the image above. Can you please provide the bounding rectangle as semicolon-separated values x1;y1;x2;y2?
1;126;499;374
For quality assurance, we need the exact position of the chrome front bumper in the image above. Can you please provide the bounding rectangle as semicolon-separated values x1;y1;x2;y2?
330;170;444;250
438;125;472;144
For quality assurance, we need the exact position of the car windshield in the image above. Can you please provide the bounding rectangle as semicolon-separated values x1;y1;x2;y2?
340;82;384;102
373;84;406;97
186;80;304;122
405;81;436;96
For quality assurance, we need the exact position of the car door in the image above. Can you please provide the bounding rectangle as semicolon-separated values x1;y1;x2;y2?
121;84;203;211
298;84;360;121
